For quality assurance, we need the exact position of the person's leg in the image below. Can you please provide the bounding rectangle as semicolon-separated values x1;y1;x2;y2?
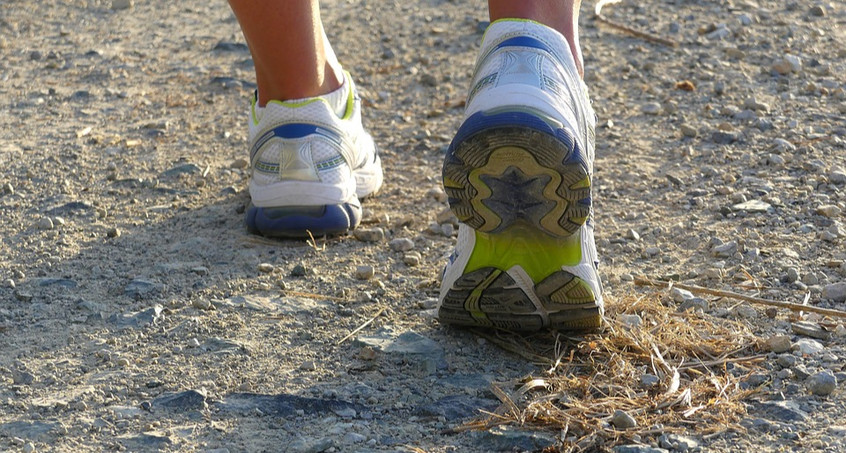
227;0;342;105
488;0;583;77
437;1;602;331
228;0;383;238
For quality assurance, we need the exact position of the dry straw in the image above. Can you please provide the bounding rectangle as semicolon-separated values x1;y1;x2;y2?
457;292;766;452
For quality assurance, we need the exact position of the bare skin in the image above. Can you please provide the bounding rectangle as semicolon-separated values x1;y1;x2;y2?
228;0;584;106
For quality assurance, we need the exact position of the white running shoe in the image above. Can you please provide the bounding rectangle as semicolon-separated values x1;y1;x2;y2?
438;19;603;331
244;72;383;238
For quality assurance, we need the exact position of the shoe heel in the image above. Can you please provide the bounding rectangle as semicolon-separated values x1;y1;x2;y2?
443;110;591;238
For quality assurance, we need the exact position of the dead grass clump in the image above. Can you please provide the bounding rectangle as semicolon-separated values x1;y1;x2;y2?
463;292;766;452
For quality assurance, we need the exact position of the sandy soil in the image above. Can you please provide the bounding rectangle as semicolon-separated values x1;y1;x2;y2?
1;0;845;452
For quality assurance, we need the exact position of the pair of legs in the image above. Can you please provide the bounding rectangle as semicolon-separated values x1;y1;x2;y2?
228;0;584;105
230;0;602;331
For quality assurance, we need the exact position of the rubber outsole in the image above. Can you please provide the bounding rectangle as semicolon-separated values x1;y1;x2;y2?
442;111;591;238
245;202;361;239
439;110;601;332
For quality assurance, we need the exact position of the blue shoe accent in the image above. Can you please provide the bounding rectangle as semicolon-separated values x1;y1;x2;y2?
447;109;583;168
245;202;361;238
494;36;554;53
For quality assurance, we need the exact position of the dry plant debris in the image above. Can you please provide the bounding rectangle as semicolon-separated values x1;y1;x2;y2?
460;293;766;452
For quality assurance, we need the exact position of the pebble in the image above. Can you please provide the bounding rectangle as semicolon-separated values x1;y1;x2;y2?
658;433;699;451
816;205;842;218
791;321;831;340
107;226;121;238
290;264;309;277
257;263;274;274
389;237;414;252
786;267;800;283
353;227;384;242
640;374;660;388
2;182;13;195
822;282;846;302
192;299;213;311
680;124;698;138
670;287;694;303
712;241;738;257
807;371;837;396
765;335;792;353
354;265;374;280
426;187;447;203
611;410;637;429
111;0;133;10
23;442;36;453
642;102;662;115
732;200;772;213
36;216;54;230
618;313;642;329
403;252;421;266
793;338;824;355
809;5;826;17
229;158;249;169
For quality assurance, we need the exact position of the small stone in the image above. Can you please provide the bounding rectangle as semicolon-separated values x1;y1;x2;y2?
765;335;792;353
611;410;637;429
300;361;317;371
230;158;249;169
680;124;698;138
809;5;826;17
354;265;374;280
23;443;35;453
403;252;421;266
786;267;800;283
823;282;846;302
670;287;694;303
426;187;447;202
712;241;738;257
187;338;200;348
640;374;660;388
641;102;662;115
625;229;641;241
440;223;455;237
830;170;846;185
389;237;414;252
732;304;758;319
12;369;35;385
107;227;121;238
678;297;709;312
290;264;309;277
816;205;842;218
2;182;13;194
835;324;846;337
793;338;824;355
807;371;837;396
36;216;54;230
353;227;384;242
111;0;133;10
732;200;771;213
257;263;274;274
343;432;366;443
436;208;458;225
192;299;213;311
792;321;831;340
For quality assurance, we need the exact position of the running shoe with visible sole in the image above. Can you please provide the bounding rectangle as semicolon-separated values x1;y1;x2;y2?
244;73;383;238
438;19;603;332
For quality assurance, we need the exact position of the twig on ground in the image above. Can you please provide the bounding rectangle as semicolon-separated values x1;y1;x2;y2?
634;276;846;319
336;306;387;345
594;0;679;47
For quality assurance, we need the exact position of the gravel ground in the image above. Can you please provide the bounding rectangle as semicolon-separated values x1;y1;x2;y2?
1;0;845;452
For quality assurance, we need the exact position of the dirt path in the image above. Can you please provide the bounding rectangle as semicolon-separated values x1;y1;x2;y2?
1;0;845;452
